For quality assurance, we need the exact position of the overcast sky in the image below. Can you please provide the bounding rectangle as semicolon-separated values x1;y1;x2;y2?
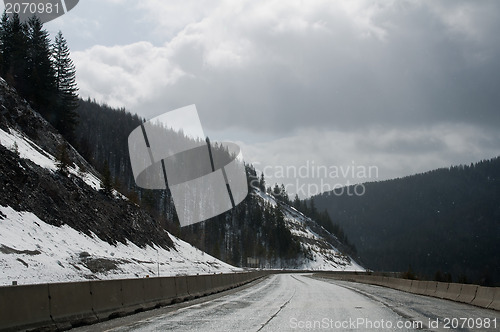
27;0;500;197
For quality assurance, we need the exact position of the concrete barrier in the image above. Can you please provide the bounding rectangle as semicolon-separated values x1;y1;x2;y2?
174;276;190;301
376;276;387;287
160;276;177;305
488;288;500;310
362;276;376;285
379;277;393;288
234;273;244;286
456;284;478;304
409;280;426;294
422;281;438;297
435;282;450;299
393;278;413;292
242;274;250;283
142;277;163;309
241;272;250;284
221;273;232;289
203;275;214;295
186;275;204;298
315;272;500;311
382;277;402;291
90;279;124;320
348;274;364;283
243;272;253;283
197;275;214;297
0;283;52;331
312;272;500;311
0;272;269;331
229;273;237;287
442;283;462;301
471;286;495;308
121;278;146;314
48;281;97;329
220;273;230;290
227;273;237;288
364;276;376;284
2;271;496;332
211;274;224;293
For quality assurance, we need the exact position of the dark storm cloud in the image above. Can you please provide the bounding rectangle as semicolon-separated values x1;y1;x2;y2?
159;0;500;134
70;1;500;133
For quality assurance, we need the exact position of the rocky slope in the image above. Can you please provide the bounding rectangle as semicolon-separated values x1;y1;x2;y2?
254;190;363;271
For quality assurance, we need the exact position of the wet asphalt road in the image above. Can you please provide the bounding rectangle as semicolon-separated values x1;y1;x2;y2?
73;274;500;331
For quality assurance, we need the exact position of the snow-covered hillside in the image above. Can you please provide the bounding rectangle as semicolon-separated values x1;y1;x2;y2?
0;126;102;191
0;205;239;286
255;190;363;272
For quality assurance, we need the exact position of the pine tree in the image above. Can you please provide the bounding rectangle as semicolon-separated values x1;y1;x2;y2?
309;198;317;217
0;13;28;92
56;143;71;175
272;183;281;197
293;194;301;209
52;31;79;142
0;12;9;75
100;160;113;196
280;184;289;204
259;172;266;191
12;141;19;156
25;16;56;118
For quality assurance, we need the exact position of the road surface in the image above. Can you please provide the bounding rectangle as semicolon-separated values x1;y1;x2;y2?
74;274;500;331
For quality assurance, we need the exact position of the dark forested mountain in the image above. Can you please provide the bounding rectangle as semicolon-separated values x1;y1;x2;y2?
75;99;141;191
313;160;500;285
74;98;180;232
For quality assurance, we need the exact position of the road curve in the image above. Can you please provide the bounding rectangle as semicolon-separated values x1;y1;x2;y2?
74;274;499;331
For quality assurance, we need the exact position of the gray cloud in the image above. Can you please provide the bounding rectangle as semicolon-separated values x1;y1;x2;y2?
51;0;500;195
73;0;499;132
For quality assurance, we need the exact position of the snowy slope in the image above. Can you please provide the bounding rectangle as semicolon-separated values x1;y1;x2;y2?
1;126;107;193
255;190;364;272
0;205;239;286
0;124;240;286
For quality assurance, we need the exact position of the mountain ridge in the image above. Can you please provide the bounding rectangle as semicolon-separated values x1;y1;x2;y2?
313;157;500;285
